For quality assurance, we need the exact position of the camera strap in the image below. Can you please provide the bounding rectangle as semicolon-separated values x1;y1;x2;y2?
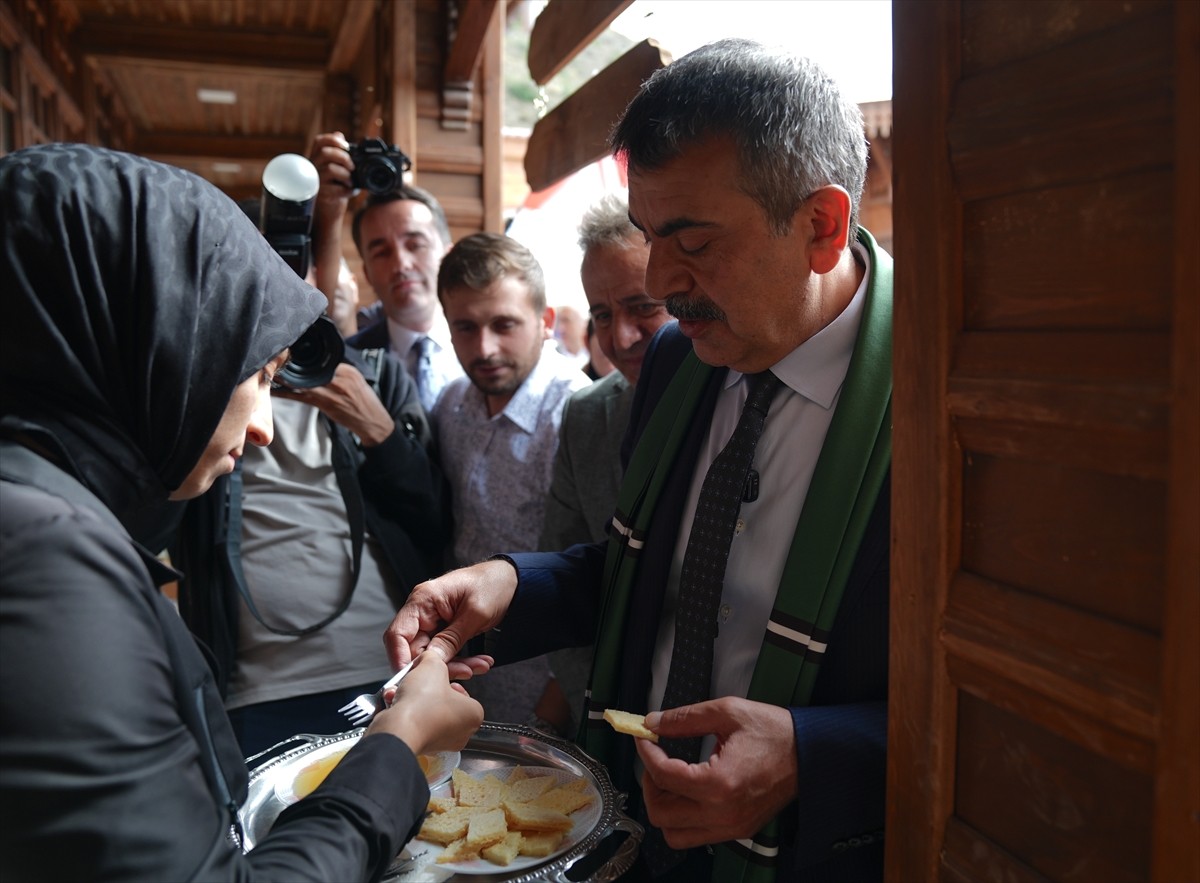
226;417;364;637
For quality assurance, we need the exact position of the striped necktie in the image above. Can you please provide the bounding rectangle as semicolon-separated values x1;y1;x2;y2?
411;336;436;412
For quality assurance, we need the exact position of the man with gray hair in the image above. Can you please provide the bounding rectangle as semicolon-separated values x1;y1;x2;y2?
390;40;892;882
538;194;673;731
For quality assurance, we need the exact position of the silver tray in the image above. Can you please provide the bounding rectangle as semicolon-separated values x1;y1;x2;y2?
239;723;642;882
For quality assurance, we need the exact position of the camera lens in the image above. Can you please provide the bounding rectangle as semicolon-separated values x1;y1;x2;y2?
362;158;399;194
275;315;344;389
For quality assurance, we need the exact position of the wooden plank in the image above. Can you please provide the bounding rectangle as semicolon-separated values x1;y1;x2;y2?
947;376;1168;434
479;0;503;232
940;647;1156;777
134;132;305;160
955;417;1166;482
327;0;376;74
76;20;330;71
948;9;1173;203
527;0;633;85
444;0;498;84
945;572;1159;742
941;817;1053;883
960;452;1166;630
954;331;1170;386
417;143;484;175
953;693;1153;881
962;170;1172;331
886;2;962;880
1155;1;1200;878
959;0;1169;75
524;38;670;193
388;0;417;169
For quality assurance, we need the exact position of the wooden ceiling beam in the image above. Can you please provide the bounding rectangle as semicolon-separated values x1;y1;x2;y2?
327;0;376;74
77;21;330;72
524;38;671;192
444;0;500;84
133;132;305;162
527;0;633;85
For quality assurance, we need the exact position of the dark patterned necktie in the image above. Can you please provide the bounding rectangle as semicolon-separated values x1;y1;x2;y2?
659;370;784;763
641;371;784;876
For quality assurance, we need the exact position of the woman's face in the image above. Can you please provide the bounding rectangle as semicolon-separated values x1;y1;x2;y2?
168;351;288;500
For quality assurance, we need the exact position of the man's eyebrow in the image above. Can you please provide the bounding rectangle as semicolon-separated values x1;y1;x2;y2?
629;213;713;239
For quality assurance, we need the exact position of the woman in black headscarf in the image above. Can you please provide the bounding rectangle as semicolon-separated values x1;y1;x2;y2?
0;144;483;882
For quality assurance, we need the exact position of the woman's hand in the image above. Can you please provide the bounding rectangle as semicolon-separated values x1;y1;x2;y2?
364;652;483;756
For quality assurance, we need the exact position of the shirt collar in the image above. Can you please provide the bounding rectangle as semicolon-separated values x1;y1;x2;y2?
725;239;871;411
483;341;572;434
385;316;453;357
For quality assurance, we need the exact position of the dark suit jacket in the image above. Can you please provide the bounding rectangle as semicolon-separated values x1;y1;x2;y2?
346;318;391;352
498;322;890;881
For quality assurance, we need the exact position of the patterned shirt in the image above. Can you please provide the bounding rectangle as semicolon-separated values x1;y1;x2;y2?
434;342;590;566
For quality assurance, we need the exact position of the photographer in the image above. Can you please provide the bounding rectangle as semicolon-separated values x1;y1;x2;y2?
310;131;463;412
171;160;459;754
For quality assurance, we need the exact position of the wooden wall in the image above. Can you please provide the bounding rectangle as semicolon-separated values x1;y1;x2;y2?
889;1;1198;880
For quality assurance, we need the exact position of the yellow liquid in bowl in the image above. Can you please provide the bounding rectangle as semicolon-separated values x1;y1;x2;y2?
292;749;349;800
291;750;435;800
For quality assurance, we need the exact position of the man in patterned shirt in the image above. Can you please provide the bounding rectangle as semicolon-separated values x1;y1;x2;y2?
431;232;590;726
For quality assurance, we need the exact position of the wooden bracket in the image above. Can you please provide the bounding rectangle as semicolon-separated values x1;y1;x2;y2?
441;0;497;130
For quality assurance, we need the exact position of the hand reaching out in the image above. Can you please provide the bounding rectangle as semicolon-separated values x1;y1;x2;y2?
384;558;517;677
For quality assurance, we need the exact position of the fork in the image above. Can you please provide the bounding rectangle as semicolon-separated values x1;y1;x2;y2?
337;659;416;727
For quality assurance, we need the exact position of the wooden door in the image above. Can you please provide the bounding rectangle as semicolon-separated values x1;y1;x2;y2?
888;1;1198;881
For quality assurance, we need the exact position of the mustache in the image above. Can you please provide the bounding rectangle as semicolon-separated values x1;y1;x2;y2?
666;295;726;323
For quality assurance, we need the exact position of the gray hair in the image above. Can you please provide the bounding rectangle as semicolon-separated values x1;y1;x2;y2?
577;193;640;254
611;38;867;239
437;232;546;313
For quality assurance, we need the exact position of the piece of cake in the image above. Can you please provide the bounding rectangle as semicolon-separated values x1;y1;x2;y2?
452;768;505;808
435;835;479;864
416;806;472;845
502;800;574;833
519;830;565;857
426;795;457;814
603;708;659;742
533;785;594;815
465;807;508;850
504;774;557;804
480;831;523;866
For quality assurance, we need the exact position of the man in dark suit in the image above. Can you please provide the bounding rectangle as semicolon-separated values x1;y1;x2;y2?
310;132;463;411
385;39;892;883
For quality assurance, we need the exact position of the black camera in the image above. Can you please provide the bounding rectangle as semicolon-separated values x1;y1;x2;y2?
349;138;412;195
275;314;344;390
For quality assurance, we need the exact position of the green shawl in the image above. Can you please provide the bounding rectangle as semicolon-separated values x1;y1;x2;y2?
579;229;893;883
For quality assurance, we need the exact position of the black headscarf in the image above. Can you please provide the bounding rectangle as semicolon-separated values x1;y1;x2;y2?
0;143;326;529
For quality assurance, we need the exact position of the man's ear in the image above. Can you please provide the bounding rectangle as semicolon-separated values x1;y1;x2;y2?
542;305;556;340
805;185;853;275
